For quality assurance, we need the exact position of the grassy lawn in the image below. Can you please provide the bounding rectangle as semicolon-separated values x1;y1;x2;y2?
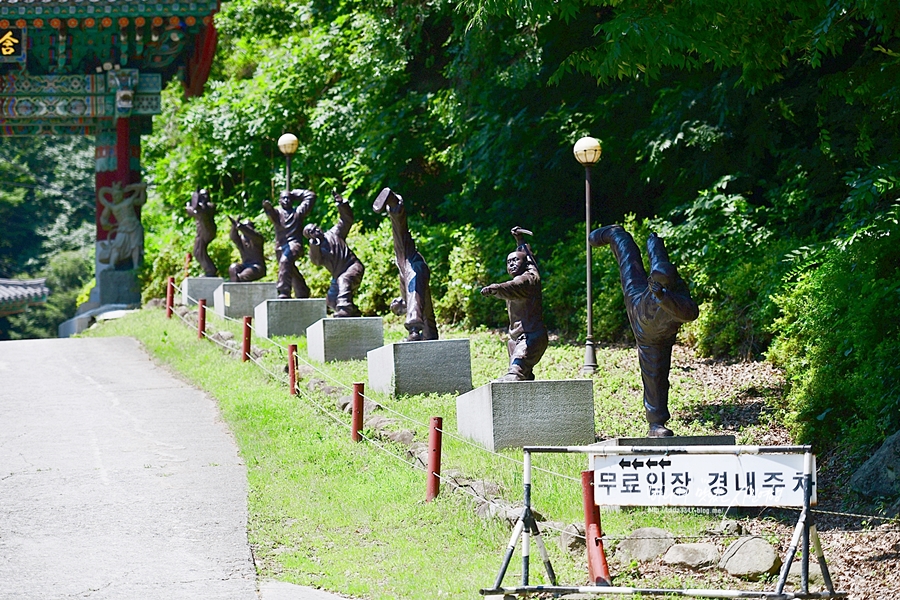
83;306;785;599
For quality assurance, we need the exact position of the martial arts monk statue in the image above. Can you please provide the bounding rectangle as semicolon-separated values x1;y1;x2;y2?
589;225;699;438
227;217;266;283
372;187;438;341
303;192;365;318
480;227;548;382
185;188;218;277
263;188;316;299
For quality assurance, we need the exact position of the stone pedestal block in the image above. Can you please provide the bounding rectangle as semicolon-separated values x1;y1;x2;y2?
456;379;595;451
254;299;327;338
367;339;473;396
97;269;141;306
181;277;224;306
212;282;277;319
307;317;384;362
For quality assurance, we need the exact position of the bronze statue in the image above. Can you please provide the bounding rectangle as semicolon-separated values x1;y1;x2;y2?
227;217;267;282
480;227;548;381
589;225;700;438
303;192;364;318
263;188;316;299
97;181;147;270
373;187;438;341
185;188;218;277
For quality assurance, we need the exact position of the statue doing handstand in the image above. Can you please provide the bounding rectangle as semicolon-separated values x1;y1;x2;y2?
372;187;438;342
589;224;699;438
480;227;548;382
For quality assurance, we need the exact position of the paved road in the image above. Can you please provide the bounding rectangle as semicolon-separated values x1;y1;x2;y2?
0;337;348;600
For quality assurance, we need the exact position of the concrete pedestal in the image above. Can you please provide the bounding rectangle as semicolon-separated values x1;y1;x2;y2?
181;277;224;306
254;298;327;338
307;317;384;362
367;339;473;396
456;379;595;451
97;269;141;306
212;282;277;319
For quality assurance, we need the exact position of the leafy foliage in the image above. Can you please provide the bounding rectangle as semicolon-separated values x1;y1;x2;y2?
767;203;900;453
6;248;94;339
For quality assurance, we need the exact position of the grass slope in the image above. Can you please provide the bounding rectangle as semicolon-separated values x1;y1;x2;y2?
84;306;796;599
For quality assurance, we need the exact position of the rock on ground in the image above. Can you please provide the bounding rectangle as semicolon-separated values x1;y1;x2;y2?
849;428;900;499
719;536;782;580
663;542;720;570
614;527;675;563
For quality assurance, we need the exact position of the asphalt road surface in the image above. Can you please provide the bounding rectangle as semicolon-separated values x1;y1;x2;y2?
0;337;348;600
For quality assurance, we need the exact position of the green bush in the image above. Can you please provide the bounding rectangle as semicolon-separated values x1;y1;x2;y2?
652;181;796;358
767;207;900;453
7;249;93;339
433;224;506;329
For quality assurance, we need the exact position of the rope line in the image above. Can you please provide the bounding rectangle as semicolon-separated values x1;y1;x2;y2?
165;285;900;534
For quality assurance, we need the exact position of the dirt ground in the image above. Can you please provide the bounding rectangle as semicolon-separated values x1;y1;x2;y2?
644;348;900;600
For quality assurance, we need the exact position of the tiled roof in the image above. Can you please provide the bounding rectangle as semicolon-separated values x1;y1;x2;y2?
0;278;49;316
0;0;219;18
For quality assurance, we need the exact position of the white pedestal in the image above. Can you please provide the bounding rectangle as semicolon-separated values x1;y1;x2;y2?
254;298;327;338
212;282;277;319
307;317;384;362
181;277;224;306
367;339;473;396
456;379;595;451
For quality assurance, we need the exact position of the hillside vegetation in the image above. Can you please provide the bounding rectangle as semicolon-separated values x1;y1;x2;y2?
2;1;899;474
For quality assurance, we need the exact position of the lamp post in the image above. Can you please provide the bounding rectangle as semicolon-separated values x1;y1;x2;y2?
277;132;299;191
574;136;602;374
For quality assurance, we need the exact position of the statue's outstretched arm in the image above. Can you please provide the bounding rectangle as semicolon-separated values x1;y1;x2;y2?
333;197;354;240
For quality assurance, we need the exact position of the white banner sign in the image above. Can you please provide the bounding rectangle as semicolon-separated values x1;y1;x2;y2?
591;452;816;507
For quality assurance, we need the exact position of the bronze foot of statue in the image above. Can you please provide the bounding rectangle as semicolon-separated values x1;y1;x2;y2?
647;424;674;438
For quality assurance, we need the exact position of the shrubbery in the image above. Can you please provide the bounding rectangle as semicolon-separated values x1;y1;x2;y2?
768;206;900;453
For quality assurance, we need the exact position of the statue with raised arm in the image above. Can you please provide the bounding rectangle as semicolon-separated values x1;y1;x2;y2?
185;188;218;277
480;226;548;381
263;188;316;298
372;187;438;341
227;217;267;283
303;192;364;318
589;225;700;438
98;181;147;270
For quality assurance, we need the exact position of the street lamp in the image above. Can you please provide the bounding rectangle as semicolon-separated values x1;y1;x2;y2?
574;136;602;374
277;132;299;191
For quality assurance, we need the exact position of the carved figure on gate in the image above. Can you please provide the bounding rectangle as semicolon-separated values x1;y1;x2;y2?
589;225;699;438
373;187;438;341
303;192;364;318
185;188;218;277
480;227;548;381
98;181;147;270
263;188;316;299
227;217;266;283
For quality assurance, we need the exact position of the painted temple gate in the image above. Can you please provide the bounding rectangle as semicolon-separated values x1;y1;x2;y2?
0;0;219;321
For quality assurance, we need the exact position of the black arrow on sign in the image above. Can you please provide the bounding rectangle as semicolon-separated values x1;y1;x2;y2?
632;460;645;469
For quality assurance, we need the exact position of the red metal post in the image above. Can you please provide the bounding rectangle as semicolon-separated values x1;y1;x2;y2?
197;299;206;340
288;344;298;396
242;316;252;362
351;382;364;442
426;416;443;502
582;470;611;585
165;276;174;318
